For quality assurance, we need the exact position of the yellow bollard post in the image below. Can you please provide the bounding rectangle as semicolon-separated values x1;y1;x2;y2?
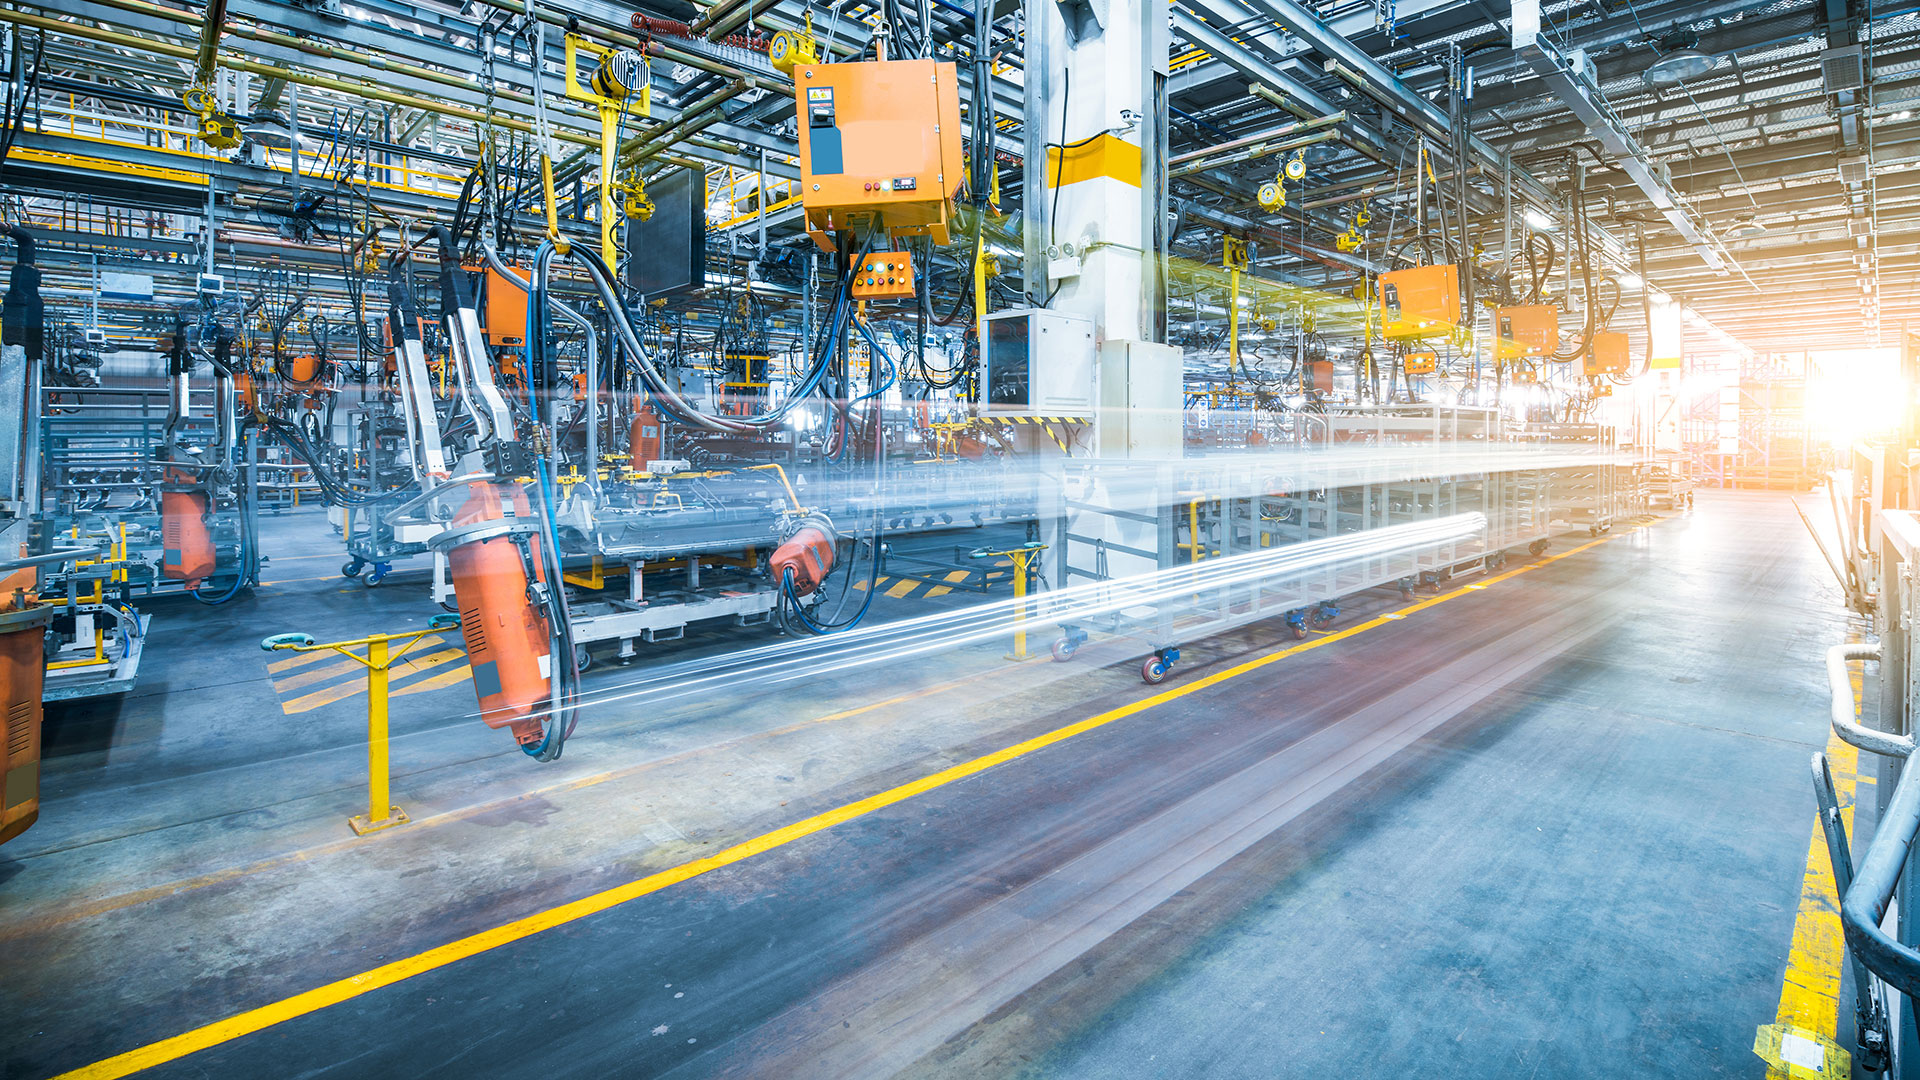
971;542;1047;661
354;633;405;836
1009;548;1033;660
262;613;457;835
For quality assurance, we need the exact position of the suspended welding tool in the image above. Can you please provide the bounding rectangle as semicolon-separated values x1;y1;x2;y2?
1284;149;1308;181
1336;208;1370;253
564;30;652;265
769;12;820;75
1223;237;1250;376
182;86;240;151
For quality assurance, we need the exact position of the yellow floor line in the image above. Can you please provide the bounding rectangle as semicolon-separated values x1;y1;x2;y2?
260;575;347;586
1755;647;1864;1078
56;532;1622;1080
392;665;473;698
3;676;982;945
392;646;466;677
885;577;921;599
853;576;888;592
281;678;374;716
266;650;335;675
924;570;971;598
271;656;371;697
277;641;452;711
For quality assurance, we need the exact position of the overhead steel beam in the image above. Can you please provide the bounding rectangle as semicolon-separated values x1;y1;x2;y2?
1514;25;1744;280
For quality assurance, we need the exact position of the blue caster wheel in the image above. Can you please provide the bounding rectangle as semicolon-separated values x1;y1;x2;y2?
341;558;365;579
362;562;391;587
1142;655;1171;685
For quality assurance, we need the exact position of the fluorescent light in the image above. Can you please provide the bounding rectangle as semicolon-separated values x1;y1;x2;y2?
1617;272;1643;290
1523;208;1556;231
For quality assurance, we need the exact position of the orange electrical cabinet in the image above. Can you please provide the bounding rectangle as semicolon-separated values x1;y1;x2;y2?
850;251;916;300
482;265;529;347
1495;304;1560;358
1585;331;1631;376
794;58;964;247
1378;264;1460;340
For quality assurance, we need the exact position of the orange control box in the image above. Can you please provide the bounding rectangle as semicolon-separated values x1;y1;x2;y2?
1378;264;1460;339
1402;349;1437;375
1495;304;1560;358
1585;330;1631;376
851;251;916;300
795;58;964;247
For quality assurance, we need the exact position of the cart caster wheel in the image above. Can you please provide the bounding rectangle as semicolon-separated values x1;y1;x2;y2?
341;559;365;579
363;568;387;587
1051;637;1078;663
1142;655;1172;685
1290;623;1308;640
1600;522;1612;534
574;645;593;673
1399;587;1415;602
1588;526;1599;537
1529;540;1550;556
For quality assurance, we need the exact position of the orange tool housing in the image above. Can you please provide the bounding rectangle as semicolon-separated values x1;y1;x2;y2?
0;570;49;847
850;251;916;300
1495;304;1560;358
1377;264;1460;340
794;58;964;247
160;466;215;585
482;264;529;347
1584;331;1631;376
629;400;662;470
770;515;837;596
448;483;554;746
1305;359;1335;394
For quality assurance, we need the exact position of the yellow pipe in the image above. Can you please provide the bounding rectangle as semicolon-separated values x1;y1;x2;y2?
0;8;600;148
1228;265;1240;378
745;463;805;513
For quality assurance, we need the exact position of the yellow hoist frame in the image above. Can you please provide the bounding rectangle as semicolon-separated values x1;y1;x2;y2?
564;32;652;267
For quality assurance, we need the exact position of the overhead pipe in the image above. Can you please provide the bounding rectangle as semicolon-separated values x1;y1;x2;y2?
0;8;604;148
1168;130;1340;181
1166;110;1345;168
193;0;229;86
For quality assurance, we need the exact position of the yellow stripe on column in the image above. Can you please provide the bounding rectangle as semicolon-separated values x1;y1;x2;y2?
1046;133;1141;189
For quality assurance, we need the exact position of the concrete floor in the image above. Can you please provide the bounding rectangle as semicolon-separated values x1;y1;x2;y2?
0;492;1847;1079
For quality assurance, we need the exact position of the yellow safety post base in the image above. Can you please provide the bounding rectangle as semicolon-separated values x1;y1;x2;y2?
348;806;411;836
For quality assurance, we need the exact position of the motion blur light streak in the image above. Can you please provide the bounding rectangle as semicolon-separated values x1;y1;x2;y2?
515;512;1488;723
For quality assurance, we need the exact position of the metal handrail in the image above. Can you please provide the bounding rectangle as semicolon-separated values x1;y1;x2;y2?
1830;643;1913;759
1830;641;1920;1000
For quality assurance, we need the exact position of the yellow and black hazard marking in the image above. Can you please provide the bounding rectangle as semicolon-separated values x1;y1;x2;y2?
852;565;1011;600
1001;415;1086;454
265;634;473;715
